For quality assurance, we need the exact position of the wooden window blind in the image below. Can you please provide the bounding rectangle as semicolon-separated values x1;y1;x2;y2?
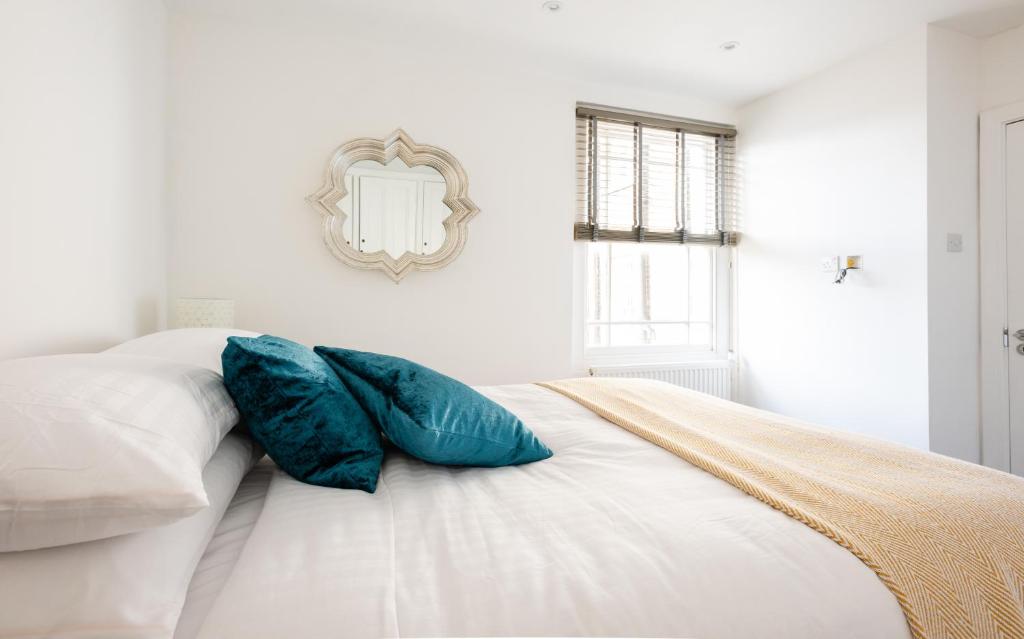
575;103;739;245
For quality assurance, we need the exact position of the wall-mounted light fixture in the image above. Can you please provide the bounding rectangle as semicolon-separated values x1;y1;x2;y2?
834;255;862;284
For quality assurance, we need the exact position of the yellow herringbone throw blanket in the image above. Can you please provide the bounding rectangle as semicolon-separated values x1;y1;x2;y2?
538;377;1024;639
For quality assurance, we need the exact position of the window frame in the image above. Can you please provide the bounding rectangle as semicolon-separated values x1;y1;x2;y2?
573;103;737;366
579;243;734;367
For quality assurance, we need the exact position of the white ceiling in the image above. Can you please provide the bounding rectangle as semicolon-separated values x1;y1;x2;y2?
167;0;1024;106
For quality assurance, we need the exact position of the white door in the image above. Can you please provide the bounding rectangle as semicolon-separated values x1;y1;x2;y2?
1007;120;1024;475
358;176;418;259
420;180;449;255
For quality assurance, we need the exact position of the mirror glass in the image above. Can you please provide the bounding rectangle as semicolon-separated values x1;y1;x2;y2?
337;158;451;260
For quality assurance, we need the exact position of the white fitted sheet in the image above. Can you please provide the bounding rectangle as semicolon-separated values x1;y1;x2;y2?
173;458;274;639
181;384;913;638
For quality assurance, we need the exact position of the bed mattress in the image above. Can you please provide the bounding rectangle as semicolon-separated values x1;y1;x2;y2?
178;383;912;638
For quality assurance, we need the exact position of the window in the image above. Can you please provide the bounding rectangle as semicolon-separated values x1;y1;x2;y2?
585;242;716;349
575;104;738;361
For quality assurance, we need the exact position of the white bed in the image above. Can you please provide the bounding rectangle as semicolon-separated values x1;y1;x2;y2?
174;383;911;639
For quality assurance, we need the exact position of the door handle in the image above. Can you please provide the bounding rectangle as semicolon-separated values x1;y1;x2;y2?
1018;344;1024;355
1016;329;1024;341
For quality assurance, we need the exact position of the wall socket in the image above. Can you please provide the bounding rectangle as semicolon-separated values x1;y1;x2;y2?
821;256;839;272
946;233;963;253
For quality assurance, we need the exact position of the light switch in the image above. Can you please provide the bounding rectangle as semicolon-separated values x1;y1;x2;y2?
821;256;839;272
946;233;963;253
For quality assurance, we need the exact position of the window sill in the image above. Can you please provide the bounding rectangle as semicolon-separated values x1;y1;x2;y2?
584;347;732;369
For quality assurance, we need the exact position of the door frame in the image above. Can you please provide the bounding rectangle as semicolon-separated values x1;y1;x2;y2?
980;100;1024;472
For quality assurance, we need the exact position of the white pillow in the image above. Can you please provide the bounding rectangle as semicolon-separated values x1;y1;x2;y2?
0;433;259;639
105;328;261;374
0;353;240;551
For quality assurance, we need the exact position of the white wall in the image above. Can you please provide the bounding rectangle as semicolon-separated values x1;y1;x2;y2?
166;10;735;385
738;21;1020;458
925;26;981;462
0;0;166;360
923;20;1024;463
981;23;1024;110
737;30;931;449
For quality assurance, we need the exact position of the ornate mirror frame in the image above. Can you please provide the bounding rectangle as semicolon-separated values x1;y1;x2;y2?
306;129;479;283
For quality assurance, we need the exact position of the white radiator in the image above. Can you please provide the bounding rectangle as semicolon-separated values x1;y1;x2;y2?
589;361;734;400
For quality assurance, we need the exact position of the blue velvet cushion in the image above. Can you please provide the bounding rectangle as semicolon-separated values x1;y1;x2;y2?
222;336;383;492
314;347;553;467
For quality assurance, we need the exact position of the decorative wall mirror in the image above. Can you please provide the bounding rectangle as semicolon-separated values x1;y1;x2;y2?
307;129;479;282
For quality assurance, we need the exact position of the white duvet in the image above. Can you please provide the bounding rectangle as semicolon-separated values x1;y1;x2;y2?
183;384;912;639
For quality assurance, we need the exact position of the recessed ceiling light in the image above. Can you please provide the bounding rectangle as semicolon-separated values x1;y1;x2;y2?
720;41;740;51
542;1;563;13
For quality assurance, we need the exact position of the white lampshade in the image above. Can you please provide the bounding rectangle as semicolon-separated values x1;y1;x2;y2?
175;298;235;329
